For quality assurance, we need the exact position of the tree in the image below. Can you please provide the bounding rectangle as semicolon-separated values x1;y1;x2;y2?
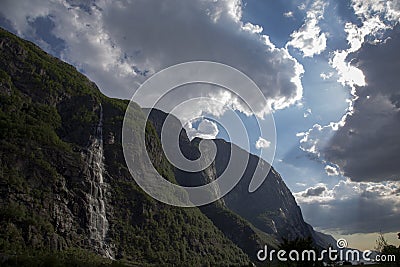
375;233;400;267
375;232;389;252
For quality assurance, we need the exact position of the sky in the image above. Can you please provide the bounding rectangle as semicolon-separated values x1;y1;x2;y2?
1;0;399;250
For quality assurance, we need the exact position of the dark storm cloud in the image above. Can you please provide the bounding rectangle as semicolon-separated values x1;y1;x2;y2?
295;180;400;234
301;195;400;234
302;185;326;197
323;26;400;182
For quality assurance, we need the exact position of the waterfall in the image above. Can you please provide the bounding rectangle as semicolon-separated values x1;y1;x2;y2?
85;103;113;259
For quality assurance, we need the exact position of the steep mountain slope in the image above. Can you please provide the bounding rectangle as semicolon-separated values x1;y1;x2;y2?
213;138;312;240
0;27;251;266
147;109;336;251
147;109;279;258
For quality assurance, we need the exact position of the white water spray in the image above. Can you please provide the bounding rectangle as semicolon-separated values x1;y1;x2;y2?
86;103;113;259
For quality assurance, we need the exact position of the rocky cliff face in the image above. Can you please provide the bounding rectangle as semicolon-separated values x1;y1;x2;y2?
212;138;311;240
0;28;251;266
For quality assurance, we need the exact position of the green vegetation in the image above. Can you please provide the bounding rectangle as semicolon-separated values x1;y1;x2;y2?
103;103;250;265
0;27;252;266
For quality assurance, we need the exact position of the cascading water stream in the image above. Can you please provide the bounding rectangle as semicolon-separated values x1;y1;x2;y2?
86;103;113;259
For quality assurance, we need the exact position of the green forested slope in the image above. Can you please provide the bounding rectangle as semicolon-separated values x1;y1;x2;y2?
0;27;251;266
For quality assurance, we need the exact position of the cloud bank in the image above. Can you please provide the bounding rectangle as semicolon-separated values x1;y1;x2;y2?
295;179;400;234
324;29;400;182
299;0;400;182
0;0;304;116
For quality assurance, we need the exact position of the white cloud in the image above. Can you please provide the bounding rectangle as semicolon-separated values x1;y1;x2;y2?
185;119;219;140
325;165;340;176
296;182;307;187
197;119;219;139
283;11;294;18
286;0;327;57
255;136;271;149
330;50;366;89
329;14;384;93
297;122;341;156
295;179;400;204
298;3;306;11
344;18;388;54
351;0;400;23
320;71;333;80
303;108;312;118
0;0;304;116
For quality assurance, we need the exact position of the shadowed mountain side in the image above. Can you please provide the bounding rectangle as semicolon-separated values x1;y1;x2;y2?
146;108;277;260
147;108;337;251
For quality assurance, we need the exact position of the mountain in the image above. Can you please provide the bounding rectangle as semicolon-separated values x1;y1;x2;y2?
147;109;337;250
147;109;279;260
0;26;335;266
0;27;251;266
216;139;337;249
